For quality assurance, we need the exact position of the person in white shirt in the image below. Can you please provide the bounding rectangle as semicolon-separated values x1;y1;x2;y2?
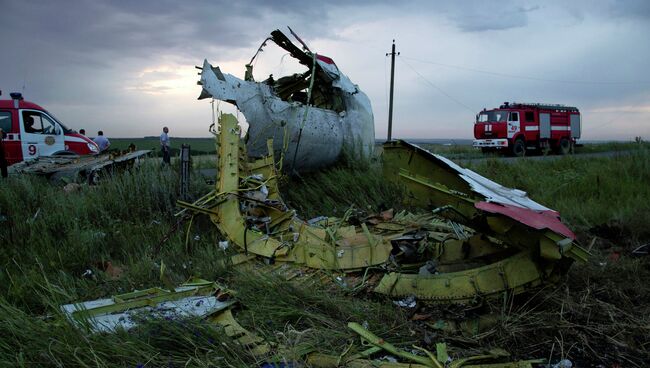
93;131;111;152
160;126;170;164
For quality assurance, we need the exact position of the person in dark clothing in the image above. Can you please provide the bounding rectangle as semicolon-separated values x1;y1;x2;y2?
160;126;170;164
0;128;8;178
24;116;43;133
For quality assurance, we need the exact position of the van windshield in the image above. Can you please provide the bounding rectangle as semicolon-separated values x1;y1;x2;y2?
45;111;73;134
478;110;508;123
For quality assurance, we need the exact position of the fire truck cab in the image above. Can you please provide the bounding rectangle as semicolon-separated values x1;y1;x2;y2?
473;102;581;156
0;92;99;165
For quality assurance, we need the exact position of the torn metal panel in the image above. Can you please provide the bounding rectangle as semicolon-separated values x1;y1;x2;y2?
61;279;271;356
198;28;374;172
60;279;234;333
208;309;271;356
381;140;583;253
374;251;544;302
382;140;549;211
475;202;574;239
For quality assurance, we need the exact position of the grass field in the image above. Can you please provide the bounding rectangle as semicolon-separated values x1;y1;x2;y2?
0;142;648;366
111;137;218;156
110;137;646;159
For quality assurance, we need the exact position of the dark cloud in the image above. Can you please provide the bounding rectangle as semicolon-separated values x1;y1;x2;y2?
608;0;650;19
1;0;648;139
447;2;539;32
0;0;350;105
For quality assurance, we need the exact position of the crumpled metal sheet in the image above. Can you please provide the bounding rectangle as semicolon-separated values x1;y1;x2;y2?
381;140;583;248
178;113;587;305
476;201;575;240
61;293;234;333
60;281;235;333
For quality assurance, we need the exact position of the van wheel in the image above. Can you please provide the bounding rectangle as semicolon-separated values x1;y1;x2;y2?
52;151;79;157
511;138;526;157
557;138;571;155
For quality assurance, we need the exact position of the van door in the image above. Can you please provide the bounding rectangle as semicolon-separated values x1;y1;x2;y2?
506;111;520;139
1;110;21;163
20;110;65;160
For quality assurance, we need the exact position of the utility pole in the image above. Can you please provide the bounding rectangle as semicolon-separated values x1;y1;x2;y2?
386;40;399;141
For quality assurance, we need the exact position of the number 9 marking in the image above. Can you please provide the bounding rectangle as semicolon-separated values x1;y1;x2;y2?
28;145;37;155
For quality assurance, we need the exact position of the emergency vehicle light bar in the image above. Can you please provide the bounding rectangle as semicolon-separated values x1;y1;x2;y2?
500;102;579;112
10;92;23;100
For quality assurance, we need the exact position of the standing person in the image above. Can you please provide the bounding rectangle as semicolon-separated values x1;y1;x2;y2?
79;129;86;136
160;126;170;164
93;131;111;152
0;128;8;178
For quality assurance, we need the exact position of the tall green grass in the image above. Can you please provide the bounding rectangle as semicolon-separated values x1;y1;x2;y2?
110;137;218;156
0;160;412;367
1;147;649;366
465;147;650;242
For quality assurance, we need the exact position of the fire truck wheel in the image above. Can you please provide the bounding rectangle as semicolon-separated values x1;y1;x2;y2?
558;138;571;155
512;138;526;157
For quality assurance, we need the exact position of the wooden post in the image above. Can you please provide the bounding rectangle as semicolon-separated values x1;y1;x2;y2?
180;144;191;200
386;40;399;141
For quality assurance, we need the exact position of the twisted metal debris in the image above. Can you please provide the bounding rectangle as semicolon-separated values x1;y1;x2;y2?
179;113;588;304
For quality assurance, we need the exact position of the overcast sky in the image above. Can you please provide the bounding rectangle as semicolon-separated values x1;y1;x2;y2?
1;0;649;140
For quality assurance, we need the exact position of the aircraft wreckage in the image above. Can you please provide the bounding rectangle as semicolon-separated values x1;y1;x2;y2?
197;29;375;172
62;113;588;366
176;114;587;302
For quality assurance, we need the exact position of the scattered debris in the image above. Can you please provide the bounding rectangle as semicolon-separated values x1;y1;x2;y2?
219;240;229;251
393;295;417;309
305;322;545;367
9;150;150;183
62;182;82;193
60;113;592;366
178;113;587;305
60;279;234;333
550;359;573;368
631;243;649;256
61;279;271;356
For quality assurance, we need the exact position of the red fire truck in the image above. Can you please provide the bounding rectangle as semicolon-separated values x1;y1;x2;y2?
473;102;581;156
0;92;99;165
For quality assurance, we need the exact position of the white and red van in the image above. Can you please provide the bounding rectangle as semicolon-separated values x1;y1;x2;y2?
0;92;99;165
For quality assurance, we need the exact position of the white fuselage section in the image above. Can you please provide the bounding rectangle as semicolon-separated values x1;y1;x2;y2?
199;60;375;172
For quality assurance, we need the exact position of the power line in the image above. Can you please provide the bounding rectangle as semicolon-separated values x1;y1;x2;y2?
399;56;476;113
402;55;650;85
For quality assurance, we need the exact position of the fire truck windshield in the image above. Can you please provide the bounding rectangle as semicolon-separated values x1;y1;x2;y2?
478;110;508;123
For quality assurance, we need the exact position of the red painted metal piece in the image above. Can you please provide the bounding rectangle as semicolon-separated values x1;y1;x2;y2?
475;201;576;240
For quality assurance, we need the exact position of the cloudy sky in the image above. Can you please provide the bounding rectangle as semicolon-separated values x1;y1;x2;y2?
1;0;649;140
